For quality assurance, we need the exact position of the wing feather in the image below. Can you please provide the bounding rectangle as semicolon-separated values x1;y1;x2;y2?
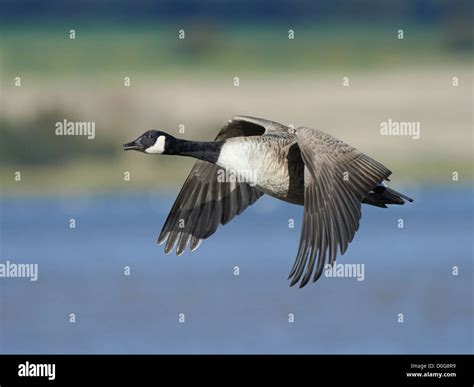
290;127;392;287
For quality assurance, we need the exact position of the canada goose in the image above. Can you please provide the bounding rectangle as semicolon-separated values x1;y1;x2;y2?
124;116;413;288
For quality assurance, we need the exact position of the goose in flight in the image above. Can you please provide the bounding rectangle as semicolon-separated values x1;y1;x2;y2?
124;116;413;288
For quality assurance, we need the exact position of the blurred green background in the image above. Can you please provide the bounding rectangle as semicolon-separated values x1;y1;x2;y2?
1;0;472;194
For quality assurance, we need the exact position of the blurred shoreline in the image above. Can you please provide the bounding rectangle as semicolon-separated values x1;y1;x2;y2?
1;23;472;194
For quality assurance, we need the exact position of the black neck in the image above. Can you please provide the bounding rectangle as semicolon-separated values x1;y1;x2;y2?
166;138;224;164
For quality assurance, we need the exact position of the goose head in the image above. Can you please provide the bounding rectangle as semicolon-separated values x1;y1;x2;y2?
123;130;175;154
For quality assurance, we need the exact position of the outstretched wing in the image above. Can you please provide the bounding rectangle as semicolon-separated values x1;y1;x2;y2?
289;127;392;287
158;116;288;255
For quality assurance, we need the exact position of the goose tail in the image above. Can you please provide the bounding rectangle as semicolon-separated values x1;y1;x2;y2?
363;184;413;208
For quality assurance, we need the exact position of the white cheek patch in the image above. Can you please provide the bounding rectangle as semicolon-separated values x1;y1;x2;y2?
145;135;166;154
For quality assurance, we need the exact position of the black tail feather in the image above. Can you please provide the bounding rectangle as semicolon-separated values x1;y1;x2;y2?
363;185;413;208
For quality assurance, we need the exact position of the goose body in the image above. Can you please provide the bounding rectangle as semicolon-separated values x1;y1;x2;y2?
124;115;413;288
217;136;305;203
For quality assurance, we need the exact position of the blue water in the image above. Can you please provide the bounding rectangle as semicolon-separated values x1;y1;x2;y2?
0;186;472;354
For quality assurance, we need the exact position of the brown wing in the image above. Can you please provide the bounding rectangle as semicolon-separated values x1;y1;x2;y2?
158;116;288;255
289;127;392;287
